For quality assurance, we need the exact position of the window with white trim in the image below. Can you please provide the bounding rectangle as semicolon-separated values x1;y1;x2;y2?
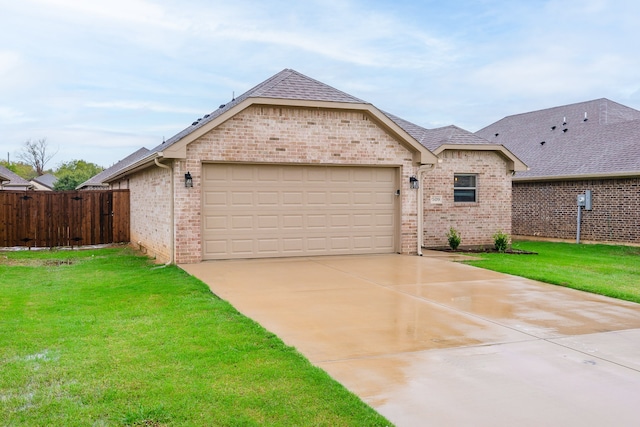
454;174;477;202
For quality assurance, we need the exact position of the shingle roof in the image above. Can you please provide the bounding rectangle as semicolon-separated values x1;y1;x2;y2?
94;69;508;185
32;173;58;189
0;165;32;188
476;98;640;178
77;147;150;189
149;69;366;156
384;112;494;151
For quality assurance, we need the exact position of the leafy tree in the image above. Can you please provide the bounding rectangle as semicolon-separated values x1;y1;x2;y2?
0;160;37;180
17;138;58;176
53;160;104;191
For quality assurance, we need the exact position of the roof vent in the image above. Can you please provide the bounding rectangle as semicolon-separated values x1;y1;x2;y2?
563;117;567;125
551;126;556;130
204;114;210;118
494;133;499;137
562;128;568;133
219;104;226;109
583;112;588;122
192;121;198;126
540;141;546;145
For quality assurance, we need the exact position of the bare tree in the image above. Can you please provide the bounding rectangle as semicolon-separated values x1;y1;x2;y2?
17;138;58;176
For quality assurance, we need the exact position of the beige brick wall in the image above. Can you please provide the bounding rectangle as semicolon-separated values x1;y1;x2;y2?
422;150;513;247
126;166;173;262
176;105;419;263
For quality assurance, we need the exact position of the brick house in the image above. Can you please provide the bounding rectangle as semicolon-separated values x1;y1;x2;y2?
98;69;525;263
476;98;640;244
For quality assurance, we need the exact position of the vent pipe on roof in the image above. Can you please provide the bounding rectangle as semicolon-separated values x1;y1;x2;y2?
584;112;588;122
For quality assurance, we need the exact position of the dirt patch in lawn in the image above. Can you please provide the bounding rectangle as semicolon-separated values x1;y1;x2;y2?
0;257;76;267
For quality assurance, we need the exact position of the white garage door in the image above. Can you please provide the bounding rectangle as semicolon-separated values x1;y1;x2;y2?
202;164;398;260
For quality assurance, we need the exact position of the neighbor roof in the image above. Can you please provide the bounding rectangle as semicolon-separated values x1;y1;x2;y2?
32;173;58;189
476;98;640;180
77;147;150;189
0;165;33;189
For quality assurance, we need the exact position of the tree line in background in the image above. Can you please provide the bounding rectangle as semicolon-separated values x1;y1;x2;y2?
2;138;104;191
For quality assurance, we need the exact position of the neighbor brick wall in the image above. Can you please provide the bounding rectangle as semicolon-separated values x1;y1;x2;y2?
175;105;419;263
423;150;513;247
513;178;640;243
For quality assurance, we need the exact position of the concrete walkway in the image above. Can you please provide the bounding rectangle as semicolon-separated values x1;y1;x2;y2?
180;254;640;427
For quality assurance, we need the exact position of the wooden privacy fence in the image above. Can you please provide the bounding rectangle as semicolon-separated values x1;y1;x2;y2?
0;190;129;248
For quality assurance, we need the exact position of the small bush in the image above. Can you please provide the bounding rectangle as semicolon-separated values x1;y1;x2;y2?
493;230;510;252
446;227;461;250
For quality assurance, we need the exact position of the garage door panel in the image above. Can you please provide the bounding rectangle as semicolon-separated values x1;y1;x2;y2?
205;215;227;230
307;191;327;204
283;192;303;205
283;215;303;229
204;191;227;206
203;164;397;259
257;192;279;205
231;192;253;205
307;214;327;228
330;192;350;205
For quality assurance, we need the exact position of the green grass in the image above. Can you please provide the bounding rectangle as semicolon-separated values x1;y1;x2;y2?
464;241;640;303
0;247;391;426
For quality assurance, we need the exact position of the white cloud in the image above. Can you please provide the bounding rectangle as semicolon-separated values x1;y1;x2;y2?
85;100;204;115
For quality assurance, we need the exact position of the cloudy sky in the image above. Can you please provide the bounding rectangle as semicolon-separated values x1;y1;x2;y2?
1;0;639;168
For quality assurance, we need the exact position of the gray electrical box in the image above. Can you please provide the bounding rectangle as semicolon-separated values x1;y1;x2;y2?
584;189;592;210
577;190;592;210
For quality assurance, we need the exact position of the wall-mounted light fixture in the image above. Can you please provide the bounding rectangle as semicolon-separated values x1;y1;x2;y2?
185;171;193;188
409;176;419;189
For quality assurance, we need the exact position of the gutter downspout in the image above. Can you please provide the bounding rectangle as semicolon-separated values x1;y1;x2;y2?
416;164;435;256
154;158;175;265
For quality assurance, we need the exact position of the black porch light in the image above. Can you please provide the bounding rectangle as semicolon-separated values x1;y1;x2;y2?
409;176;419;189
185;171;193;188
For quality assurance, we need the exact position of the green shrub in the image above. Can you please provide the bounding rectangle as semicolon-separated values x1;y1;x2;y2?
446;227;461;250
493;230;510;252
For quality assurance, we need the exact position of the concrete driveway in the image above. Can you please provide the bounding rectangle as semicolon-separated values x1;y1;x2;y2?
180;253;640;427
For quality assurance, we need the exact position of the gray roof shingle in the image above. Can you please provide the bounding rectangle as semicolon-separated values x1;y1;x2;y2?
92;69;501;185
0;165;32;188
32;173;58;189
476;98;640;178
77;147;150;189
384;112;493;151
149;69;366;156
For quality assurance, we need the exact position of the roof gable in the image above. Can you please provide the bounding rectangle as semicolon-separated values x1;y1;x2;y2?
154;69;437;165
476;98;640;179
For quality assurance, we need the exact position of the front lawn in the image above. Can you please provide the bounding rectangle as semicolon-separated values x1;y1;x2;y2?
464;241;640;303
0;247;391;426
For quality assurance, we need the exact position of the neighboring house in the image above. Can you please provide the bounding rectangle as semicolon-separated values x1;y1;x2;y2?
476;98;640;244
0;165;33;191
31;173;58;191
76;148;150;190
91;69;525;263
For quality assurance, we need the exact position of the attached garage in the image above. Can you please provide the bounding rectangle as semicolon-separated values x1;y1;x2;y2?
202;164;398;259
101;69;524;264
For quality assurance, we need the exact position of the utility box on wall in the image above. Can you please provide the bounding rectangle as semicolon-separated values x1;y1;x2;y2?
577;189;592;211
